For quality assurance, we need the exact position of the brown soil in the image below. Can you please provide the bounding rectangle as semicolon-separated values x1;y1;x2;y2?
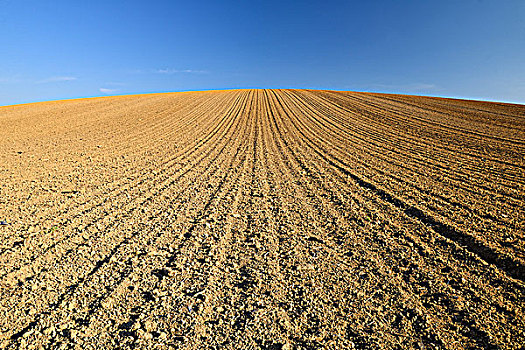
0;89;523;349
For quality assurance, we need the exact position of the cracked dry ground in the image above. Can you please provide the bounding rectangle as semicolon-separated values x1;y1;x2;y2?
0;89;524;349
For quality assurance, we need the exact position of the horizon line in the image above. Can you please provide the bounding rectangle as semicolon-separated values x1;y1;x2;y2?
1;88;524;108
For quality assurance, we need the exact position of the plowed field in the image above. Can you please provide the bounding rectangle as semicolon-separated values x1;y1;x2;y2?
0;89;524;349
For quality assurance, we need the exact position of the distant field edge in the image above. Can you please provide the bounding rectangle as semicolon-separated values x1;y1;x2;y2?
1;88;524;109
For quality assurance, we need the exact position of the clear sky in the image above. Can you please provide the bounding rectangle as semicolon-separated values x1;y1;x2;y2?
1;0;524;106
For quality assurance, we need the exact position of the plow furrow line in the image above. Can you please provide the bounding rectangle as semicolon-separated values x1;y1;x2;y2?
271;90;525;284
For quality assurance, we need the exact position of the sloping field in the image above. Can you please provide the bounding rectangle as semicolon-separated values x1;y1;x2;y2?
0;89;524;349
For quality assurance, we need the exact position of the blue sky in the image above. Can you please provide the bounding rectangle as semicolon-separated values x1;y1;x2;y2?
1;0;524;106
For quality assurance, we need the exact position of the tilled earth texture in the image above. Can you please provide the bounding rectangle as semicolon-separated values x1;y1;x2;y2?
0;89;524;350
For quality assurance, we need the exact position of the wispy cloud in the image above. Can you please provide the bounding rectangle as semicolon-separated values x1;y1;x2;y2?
0;76;26;84
155;68;208;74
99;88;118;94
369;83;437;92
37;76;77;84
125;69;145;74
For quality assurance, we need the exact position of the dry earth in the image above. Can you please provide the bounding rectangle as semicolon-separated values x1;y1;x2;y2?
0;89;524;349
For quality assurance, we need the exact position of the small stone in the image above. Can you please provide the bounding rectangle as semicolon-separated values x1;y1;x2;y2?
143;320;157;332
282;343;292;350
43;326;55;335
283;318;292;329
101;298;113;309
